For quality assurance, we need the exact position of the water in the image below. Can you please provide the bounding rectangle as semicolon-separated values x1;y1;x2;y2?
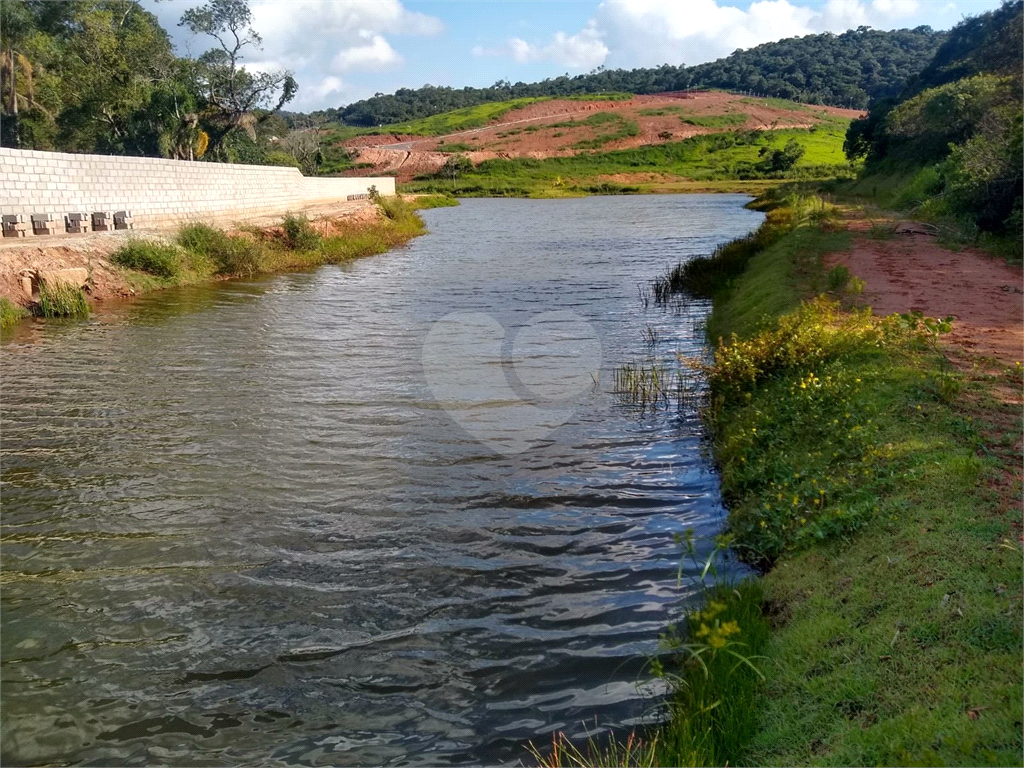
1;195;763;766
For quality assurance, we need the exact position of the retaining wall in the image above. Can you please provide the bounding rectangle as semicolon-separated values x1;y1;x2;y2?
0;148;395;230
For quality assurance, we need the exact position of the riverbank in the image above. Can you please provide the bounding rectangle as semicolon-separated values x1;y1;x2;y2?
658;195;1022;765
0;194;456;330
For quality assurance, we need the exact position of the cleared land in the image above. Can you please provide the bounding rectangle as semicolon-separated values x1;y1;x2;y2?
336;91;862;183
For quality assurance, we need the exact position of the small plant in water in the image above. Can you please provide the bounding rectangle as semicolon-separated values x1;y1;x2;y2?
35;282;90;319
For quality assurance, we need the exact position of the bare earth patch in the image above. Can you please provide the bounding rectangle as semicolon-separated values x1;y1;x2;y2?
828;230;1023;367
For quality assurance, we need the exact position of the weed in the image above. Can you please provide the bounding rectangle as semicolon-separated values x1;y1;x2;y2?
281;214;322;251
0;297;28;330
111;241;184;278
826;264;850;292
34;282;90;319
177;223;264;276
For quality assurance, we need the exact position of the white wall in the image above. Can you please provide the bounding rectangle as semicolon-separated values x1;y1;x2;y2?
0;148;395;230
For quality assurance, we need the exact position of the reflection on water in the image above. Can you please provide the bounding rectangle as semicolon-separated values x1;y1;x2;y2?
1;195;763;766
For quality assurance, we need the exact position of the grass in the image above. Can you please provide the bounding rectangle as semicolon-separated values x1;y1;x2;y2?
682;114;749;128
739;96;812;112
408;193;460;209
695;198;1023;765
380;98;550;136
1;297;28;329
106;197;426;297
34;282;90;319
402;125;854;198
434;142;474;153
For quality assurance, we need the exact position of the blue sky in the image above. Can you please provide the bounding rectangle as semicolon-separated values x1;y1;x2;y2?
144;0;1005;111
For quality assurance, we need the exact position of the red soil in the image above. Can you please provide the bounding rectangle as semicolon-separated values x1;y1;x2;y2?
829;228;1023;366
341;92;863;182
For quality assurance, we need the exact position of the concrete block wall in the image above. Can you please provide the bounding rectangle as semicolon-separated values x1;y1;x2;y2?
0;148;395;230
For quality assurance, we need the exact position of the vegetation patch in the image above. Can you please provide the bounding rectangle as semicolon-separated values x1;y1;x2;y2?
0;297;28;330
681;114;749;128
434;142;474;153
111;241;188;278
692;199;1022;765
34;282;90;319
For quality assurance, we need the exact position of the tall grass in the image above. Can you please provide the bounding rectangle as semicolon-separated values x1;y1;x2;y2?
0;297;28;329
35;282;90;319
177;223;265;276
111;241;188;278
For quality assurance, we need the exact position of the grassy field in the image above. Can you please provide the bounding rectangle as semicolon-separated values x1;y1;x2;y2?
402;123;855;197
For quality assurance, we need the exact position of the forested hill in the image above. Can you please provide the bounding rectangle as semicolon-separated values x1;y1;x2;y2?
323;26;945;127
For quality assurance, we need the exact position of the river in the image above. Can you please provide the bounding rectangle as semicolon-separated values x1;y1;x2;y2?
0;195;763;766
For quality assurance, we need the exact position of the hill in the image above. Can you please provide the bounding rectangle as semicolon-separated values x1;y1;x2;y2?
332;90;861;196
841;0;1022;251
316;26;944;128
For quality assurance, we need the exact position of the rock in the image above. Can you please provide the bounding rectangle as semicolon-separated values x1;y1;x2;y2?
38;267;89;290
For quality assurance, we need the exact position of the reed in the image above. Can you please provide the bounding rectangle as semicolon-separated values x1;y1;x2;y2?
0;297;28;329
35;282;90;319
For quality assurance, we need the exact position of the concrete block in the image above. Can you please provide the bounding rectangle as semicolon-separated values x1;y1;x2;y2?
65;212;90;234
91;211;114;231
114;210;133;230
31;213;60;235
2;214;28;237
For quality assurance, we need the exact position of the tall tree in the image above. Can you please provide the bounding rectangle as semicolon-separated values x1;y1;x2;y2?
179;0;296;159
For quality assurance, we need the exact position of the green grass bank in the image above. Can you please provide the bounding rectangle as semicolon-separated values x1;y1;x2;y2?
648;196;1022;766
1;195;450;332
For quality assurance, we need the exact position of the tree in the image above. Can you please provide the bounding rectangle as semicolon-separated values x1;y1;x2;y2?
757;138;805;174
179;0;297;159
0;0;35;146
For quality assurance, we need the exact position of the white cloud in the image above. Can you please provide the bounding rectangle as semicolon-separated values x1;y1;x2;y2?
330;32;402;72
480;0;933;73
475;24;609;70
145;0;441;109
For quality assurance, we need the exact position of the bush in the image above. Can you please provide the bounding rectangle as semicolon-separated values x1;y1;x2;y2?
34;283;90;319
826;264;850;292
111;241;183;278
177;223;264;277
281;214;321;251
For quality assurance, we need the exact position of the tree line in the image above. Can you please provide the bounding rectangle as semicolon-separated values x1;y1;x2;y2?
0;0;308;167
844;1;1022;240
317;26;946;128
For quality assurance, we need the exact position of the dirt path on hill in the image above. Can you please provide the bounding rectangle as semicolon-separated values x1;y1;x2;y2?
828;226;1023;367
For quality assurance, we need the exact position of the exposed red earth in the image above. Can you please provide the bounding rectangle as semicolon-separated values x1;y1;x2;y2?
830;227;1024;368
340;91;863;182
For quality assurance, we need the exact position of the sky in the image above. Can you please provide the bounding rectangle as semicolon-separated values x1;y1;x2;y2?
144;0;1007;112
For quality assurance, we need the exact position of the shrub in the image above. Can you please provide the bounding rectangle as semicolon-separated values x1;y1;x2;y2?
177;223;264;277
281;214;321;251
35;283;90;319
111;241;183;278
826;264;850;292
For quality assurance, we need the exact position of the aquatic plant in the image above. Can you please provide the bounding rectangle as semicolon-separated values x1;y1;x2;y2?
34;282;90;319
0;297;28;329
